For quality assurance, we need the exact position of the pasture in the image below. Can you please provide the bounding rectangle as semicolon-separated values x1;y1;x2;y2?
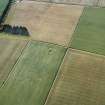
45;49;105;105
0;41;66;105
71;7;105;56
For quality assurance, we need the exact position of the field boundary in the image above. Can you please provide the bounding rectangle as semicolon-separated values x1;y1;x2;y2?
0;34;68;48
44;47;68;105
68;6;84;48
69;7;87;47
0;40;29;89
70;48;105;59
29;0;104;7
30;39;68;48
43;46;105;105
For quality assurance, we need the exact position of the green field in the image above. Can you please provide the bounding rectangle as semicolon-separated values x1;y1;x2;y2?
0;38;27;87
0;41;66;105
46;49;105;105
70;7;105;56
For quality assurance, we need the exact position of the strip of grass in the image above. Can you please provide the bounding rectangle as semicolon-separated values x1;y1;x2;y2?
70;7;105;56
0;41;66;105
46;49;105;105
0;38;27;86
0;33;30;40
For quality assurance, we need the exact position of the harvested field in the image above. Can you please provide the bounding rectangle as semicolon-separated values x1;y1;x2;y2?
0;41;66;105
5;1;83;46
71;7;105;56
98;0;105;7
0;37;27;87
45;49;105;105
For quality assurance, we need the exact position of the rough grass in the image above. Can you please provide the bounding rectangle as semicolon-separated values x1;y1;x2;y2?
46;49;105;105
70;7;105;56
0;41;66;105
0;38;27;87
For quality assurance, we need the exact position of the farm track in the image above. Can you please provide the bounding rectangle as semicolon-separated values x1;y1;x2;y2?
26;0;105;7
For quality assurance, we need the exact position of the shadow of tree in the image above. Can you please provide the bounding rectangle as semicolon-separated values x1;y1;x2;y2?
0;24;30;36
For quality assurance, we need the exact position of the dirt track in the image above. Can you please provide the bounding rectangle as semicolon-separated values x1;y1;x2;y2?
23;0;98;6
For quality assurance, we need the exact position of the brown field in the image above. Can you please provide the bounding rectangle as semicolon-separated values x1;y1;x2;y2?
5;1;83;46
0;38;27;87
45;49;105;105
98;0;105;6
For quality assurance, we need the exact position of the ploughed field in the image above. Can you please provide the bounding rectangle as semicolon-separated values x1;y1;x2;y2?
1;0;105;105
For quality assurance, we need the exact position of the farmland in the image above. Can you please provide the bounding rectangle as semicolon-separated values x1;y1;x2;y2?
0;38;27;87
0;41;66;105
71;7;105;56
5;1;83;46
45;49;105;105
0;0;105;105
